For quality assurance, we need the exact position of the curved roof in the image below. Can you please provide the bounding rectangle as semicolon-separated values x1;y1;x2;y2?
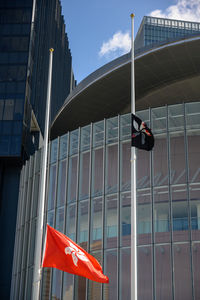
51;35;200;139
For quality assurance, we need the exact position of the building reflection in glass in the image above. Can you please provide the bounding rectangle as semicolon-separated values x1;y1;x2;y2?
12;103;200;300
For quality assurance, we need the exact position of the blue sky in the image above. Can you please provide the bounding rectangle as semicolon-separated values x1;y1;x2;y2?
60;0;200;83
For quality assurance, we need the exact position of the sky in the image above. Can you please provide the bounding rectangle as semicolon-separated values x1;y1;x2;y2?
60;0;200;84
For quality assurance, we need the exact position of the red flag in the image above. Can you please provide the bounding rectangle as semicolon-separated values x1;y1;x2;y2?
42;224;109;283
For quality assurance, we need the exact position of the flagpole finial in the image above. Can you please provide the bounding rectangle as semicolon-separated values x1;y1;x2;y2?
49;48;54;52
130;13;135;18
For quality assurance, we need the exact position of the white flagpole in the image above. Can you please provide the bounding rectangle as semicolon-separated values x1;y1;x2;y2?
32;48;54;300
130;13;137;300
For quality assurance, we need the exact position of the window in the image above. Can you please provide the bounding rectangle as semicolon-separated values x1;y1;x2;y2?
3;99;14;120
14;98;24;120
0;8;31;23
0;36;29;51
0;100;4;119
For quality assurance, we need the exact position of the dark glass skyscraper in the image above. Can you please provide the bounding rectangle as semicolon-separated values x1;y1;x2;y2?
135;16;200;51
0;1;74;298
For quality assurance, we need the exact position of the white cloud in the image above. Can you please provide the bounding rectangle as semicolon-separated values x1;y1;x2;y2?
99;31;131;59
150;0;200;22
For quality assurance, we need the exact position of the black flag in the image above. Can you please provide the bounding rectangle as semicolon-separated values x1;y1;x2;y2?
131;114;154;151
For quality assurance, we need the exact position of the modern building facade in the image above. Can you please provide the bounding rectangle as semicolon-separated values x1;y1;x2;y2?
12;17;200;300
135;16;200;51
0;1;74;298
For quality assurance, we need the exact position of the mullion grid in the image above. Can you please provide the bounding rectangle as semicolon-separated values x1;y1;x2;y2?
184;103;195;299
61;132;70;299
150;107;155;300
49;137;64;300
73;127;81;300
102;118;106;300
40;141;55;300
18;160;30;299
24;155;36;299
10;165;25;299
167;104;175;300
86;122;93;300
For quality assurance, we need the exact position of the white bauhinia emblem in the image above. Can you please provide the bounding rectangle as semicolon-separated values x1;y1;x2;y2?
65;241;89;267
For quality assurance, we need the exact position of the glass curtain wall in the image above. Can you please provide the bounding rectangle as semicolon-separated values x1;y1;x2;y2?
11;102;200;300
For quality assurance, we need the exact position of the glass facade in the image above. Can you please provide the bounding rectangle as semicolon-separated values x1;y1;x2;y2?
135;16;200;52
0;1;74;298
0;0;74;158
0;1;32;157
12;102;200;300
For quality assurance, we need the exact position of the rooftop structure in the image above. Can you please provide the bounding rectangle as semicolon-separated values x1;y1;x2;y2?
135;15;200;51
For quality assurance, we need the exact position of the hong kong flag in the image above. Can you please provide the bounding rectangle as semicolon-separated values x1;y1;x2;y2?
42;224;109;283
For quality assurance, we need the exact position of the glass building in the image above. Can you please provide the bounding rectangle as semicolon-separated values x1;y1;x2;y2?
12;102;200;300
11;16;200;300
0;1;74;298
135;16;200;52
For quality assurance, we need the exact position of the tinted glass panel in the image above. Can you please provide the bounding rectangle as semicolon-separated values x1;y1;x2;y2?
138;246;153;300
187;131;200;183
80;125;90;151
137;147;150;188
120;114;131;141
120;192;131;247
170;133;186;184
67;156;78;203
0;8;32;23
190;184;200;241
93;121;104;148
41;269;51;300
66;204;76;242
77;200;88;249
104;250;117;300
57;160;67;207
51;269;62;300
0;65;26;81
173;243;192;300
120;142;131;191
155;244;172;300
192;242;200;300
152;106;167;134
55;206;64;232
69;130;79;156
79;152;90;201
105;194;118;248
62;273;73;300
50;139;58;164
0;36;29;51
106;116;118;144
154;186;170;243
3;99;14;120
88;251;102;299
172;185;189;242
59;134;68;160
74;276;86;300
153;134;168;186
168;104;184;131
0;100;4;119
120;248;131;300
91;147;103;197
90;197;103;251
137;191;152;245
106;144;118;194
48;165;57;210
186;102;200;130
0;135;10;155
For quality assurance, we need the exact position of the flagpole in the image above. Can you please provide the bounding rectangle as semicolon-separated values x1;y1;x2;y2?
32;48;54;300
130;13;137;300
